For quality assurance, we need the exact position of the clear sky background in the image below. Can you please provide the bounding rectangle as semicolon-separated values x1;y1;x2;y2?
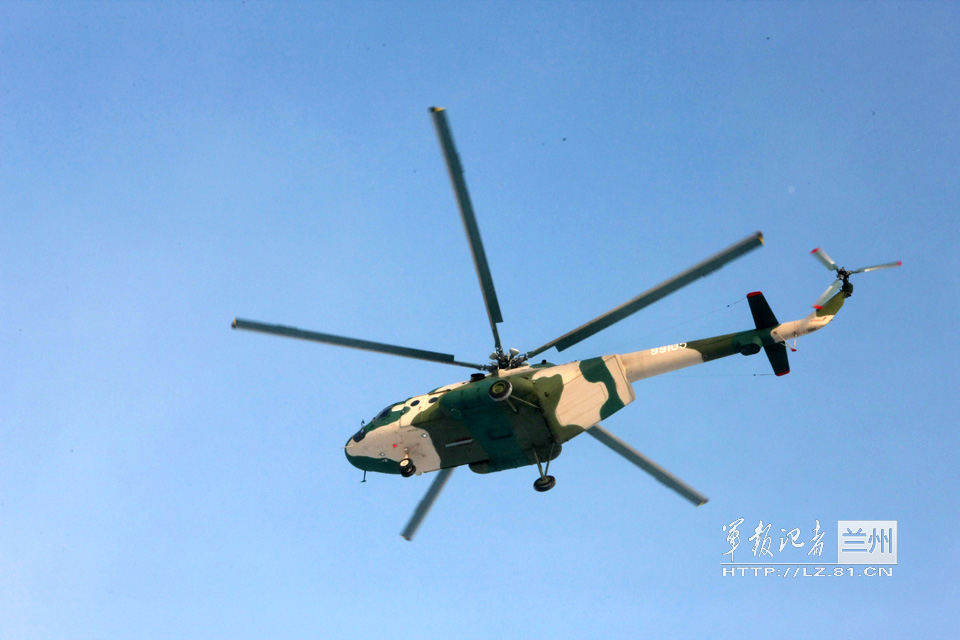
2;2;958;638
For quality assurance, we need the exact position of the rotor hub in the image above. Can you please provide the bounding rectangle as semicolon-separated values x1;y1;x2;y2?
489;347;529;371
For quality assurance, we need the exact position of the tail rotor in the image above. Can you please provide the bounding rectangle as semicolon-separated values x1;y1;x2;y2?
810;248;902;309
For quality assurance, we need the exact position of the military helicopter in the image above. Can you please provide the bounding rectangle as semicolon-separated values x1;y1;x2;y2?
233;107;900;540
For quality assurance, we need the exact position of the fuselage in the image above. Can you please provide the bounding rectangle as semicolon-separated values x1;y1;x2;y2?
345;291;844;477
344;356;633;476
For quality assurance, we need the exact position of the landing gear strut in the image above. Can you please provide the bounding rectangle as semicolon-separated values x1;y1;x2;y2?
532;444;557;492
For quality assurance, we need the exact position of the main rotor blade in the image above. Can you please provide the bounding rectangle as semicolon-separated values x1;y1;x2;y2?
586;425;708;506
232;319;487;370
852;260;902;274
810;247;838;271
401;467;455;541
526;231;764;358
430;107;504;351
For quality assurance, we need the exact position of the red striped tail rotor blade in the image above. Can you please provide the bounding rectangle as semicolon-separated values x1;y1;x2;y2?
852;260;902;274
811;247;838;271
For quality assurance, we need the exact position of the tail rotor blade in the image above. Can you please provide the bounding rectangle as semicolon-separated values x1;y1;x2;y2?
400;467;454;541
812;279;842;309
810;247;838;271
852;260;902;274
586;425;708;506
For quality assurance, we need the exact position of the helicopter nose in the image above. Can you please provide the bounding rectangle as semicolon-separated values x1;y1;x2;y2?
344;437;367;471
344;441;359;465
344;426;403;474
345;428;365;464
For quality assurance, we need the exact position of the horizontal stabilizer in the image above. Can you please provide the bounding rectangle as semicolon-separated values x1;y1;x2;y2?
764;342;790;376
746;291;779;329
746;292;789;375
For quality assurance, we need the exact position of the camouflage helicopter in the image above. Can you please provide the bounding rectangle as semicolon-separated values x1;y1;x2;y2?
233;108;900;540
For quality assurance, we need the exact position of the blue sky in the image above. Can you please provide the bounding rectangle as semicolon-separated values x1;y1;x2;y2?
2;2;957;638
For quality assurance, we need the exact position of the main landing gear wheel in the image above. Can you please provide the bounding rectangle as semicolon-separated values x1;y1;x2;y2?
531;443;557;492
533;475;556;492
399;458;417;478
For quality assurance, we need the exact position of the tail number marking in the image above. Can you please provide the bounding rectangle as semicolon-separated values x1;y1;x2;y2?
650;343;687;356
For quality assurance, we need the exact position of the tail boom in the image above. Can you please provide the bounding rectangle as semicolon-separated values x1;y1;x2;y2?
619;291;845;383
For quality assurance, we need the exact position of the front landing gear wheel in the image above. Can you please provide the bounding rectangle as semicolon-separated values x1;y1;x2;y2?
399;458;416;478
533;475;556;492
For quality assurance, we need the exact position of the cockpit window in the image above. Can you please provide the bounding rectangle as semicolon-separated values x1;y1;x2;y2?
374;405;396;421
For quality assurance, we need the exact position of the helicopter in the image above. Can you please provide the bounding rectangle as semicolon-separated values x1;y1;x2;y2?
233;107;901;540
